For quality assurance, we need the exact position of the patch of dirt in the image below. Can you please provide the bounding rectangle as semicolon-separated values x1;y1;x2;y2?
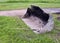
0;9;27;16
53;12;60;15
55;12;60;14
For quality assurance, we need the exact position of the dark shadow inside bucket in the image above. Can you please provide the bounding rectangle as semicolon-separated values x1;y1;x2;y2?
23;5;49;25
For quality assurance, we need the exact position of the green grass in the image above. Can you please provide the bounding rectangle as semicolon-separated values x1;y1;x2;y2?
0;14;60;43
0;3;60;10
0;0;60;43
0;0;60;10
0;0;60;3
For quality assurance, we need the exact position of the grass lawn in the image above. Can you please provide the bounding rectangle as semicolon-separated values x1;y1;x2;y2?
0;14;60;43
0;0;60;43
0;3;60;10
0;0;60;3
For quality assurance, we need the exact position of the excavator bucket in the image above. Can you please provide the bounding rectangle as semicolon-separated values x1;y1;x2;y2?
22;5;54;34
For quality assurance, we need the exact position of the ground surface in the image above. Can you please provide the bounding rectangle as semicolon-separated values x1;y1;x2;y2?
0;15;60;43
0;9;60;43
0;8;60;16
0;8;60;33
0;3;60;10
0;0;60;3
0;0;60;43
